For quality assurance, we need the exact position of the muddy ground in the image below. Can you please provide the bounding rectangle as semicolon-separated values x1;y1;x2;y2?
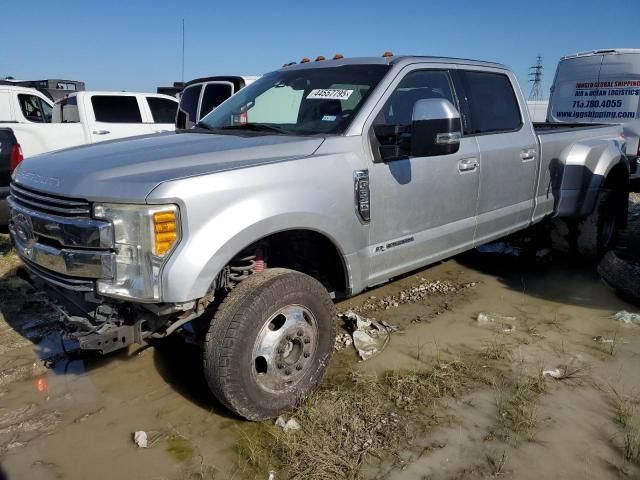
0;195;639;480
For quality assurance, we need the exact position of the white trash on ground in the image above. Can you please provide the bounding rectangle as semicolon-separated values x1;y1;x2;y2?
476;312;517;333
336;311;401;361
612;311;640;325
543;368;564;379
275;416;300;433
133;431;148;448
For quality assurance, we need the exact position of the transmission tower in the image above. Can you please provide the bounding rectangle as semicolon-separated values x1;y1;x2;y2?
528;55;543;101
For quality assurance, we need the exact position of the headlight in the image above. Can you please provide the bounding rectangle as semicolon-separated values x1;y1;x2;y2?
93;203;180;301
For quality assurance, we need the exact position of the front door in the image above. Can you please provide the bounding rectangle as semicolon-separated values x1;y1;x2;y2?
365;67;480;286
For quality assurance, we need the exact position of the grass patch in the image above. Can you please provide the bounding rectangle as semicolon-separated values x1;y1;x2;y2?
623;426;640;464
608;386;640;429
493;371;546;445
237;358;487;480
482;337;508;361
167;435;194;463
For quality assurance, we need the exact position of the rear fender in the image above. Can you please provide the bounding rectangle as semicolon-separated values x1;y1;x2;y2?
554;138;628;218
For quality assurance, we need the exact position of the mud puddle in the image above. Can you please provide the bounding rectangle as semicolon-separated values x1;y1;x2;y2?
1;232;640;479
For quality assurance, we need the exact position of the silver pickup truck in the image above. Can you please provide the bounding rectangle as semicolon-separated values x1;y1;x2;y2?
7;54;631;420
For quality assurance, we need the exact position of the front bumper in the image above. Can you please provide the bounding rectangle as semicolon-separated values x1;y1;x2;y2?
8;197;115;291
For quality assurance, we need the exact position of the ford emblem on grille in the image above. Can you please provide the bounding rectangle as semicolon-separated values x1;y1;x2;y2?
12;212;37;246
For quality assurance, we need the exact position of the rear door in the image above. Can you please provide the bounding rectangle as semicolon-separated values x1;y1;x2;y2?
144;95;178;133
176;84;202;129
198;81;234;121
594;51;640;122
454;68;539;245
86;94;148;142
548;54;604;122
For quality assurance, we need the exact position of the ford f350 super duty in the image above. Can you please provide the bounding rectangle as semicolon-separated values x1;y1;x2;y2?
7;54;631;420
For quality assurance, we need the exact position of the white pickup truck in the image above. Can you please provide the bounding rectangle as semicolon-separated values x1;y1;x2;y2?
0;85;178;157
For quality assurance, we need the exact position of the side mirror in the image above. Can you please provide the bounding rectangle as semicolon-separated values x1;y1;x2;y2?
411;98;462;157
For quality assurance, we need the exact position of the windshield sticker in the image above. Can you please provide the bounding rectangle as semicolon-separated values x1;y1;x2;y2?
307;89;354;100
322;115;337;122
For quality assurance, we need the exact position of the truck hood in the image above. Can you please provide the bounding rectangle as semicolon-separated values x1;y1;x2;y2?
13;132;325;202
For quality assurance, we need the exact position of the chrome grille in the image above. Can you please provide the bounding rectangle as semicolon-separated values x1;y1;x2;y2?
10;183;91;217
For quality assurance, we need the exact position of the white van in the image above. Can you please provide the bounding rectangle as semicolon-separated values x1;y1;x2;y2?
548;49;640;177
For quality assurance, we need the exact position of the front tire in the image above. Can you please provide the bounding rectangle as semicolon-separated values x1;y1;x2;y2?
203;268;336;420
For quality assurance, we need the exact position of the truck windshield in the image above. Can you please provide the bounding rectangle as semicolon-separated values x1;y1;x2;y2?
198;64;390;135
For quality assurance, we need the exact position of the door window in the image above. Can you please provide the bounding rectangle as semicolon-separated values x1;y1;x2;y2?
200;83;233;119
176;84;202;129
459;71;522;134
91;95;142;123
147;97;178;123
18;94;49;123
374;70;457;127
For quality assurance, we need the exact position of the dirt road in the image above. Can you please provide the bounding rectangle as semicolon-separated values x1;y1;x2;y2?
0;198;639;480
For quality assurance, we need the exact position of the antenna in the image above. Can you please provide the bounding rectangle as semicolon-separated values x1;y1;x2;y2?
528;55;543;101
181;19;185;83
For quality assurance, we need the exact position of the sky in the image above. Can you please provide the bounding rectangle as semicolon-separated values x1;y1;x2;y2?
1;0;637;98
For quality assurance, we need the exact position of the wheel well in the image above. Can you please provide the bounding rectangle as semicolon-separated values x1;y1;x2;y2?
604;163;629;190
225;230;349;298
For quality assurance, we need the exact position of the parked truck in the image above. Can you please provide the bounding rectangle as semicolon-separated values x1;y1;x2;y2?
0;86;178;157
7;54;631;420
0;128;22;224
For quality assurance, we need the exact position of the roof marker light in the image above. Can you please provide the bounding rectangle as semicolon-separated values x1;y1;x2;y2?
300;57;311;63
382;51;394;58
333;54;344;60
315;56;326;62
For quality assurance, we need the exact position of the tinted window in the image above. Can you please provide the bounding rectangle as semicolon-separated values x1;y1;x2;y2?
18;94;45;122
91;95;142;123
176;84;202;129
461;71;521;134
374;70;457;126
147;97;178;123
200;83;233;119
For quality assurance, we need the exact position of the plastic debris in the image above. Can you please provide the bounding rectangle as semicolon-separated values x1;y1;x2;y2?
267;471;276;480
543;368;564;379
477;313;517;334
612;311;640;326
275;416;300;433
593;335;615;344
336;311;401;361
133;431;148;448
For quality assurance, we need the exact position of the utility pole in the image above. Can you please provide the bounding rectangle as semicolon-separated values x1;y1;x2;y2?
528;55;543;101
181;19;185;84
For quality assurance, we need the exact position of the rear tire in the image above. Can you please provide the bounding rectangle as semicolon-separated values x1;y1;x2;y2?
203;268;335;421
551;189;627;259
598;250;640;304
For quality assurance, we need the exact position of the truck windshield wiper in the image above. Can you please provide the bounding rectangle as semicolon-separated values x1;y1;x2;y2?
217;123;292;135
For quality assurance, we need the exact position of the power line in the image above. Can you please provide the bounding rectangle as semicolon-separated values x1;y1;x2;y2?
528;55;543;101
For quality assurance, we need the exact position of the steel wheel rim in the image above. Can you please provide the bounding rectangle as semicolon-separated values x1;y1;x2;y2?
251;304;318;394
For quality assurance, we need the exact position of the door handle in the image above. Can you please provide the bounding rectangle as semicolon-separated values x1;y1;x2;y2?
92;130;110;135
458;157;479;172
520;149;536;161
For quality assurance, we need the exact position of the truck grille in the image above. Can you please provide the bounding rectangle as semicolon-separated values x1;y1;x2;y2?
9;183;91;217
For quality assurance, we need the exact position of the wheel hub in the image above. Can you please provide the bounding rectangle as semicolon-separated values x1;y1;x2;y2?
251;305;318;393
